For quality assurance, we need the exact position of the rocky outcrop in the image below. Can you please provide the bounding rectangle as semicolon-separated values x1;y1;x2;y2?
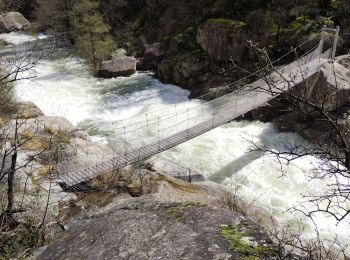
155;50;229;98
302;54;350;112
38;197;282;260
143;42;165;61
246;10;265;35
64;138;114;169
148;157;206;182
196;19;248;61
251;98;289;122
137;36;165;70
16;101;44;119
98;56;136;78
253;55;350;123
23;116;75;133
0;12;31;33
2;115;92;150
157;51;210;83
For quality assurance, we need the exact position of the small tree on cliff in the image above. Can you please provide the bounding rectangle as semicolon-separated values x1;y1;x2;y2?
69;0;114;75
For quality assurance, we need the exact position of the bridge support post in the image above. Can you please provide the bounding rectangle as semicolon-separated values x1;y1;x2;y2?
332;26;340;60
319;25;327;57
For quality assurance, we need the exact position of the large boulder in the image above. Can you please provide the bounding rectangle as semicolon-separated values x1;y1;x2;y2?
303;55;350;112
0;12;31;33
197;19;248;61
98;56;136;78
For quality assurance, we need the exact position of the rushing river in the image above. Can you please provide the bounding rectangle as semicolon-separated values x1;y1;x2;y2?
1;32;349;254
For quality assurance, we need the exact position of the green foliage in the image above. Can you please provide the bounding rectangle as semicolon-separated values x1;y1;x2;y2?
33;0;68;32
289;16;334;35
172;26;197;50
208;18;247;30
167;202;201;222
330;0;350;18
331;0;341;8
0;45;16;118
0;226;42;259
111;48;127;59
264;11;279;35
0;78;16;116
69;0;115;75
208;18;247;37
220;224;278;258
176;49;208;63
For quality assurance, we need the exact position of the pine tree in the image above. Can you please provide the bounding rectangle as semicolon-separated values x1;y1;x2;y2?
70;0;114;75
33;0;69;33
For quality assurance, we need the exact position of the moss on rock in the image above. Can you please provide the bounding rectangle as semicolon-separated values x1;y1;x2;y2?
220;223;278;259
167;201;202;223
208;18;247;36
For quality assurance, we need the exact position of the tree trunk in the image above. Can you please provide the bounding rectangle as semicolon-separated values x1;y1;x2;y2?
6;120;19;217
6;152;17;215
90;32;98;75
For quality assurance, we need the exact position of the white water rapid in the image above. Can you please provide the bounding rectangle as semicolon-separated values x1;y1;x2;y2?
1;32;349;255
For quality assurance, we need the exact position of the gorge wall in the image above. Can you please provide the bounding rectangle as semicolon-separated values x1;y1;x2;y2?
97;0;350;97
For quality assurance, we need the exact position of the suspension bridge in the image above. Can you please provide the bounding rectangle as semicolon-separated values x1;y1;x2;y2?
58;26;340;189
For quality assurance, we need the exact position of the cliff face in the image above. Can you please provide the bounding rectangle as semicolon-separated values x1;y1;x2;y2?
99;0;350;97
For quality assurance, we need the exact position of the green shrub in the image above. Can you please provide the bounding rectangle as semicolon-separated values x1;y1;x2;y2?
0;226;42;259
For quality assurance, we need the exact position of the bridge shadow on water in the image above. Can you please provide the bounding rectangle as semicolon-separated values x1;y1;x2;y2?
208;150;263;183
207;123;283;184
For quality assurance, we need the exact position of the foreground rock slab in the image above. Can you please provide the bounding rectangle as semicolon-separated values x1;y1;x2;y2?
38;196;281;260
0;12;31;33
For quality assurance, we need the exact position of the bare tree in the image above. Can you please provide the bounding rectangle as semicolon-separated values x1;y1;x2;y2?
0;33;66;258
266;219;348;259
238;43;350;224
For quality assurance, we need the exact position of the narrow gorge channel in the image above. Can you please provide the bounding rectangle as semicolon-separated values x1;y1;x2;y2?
1;32;349;254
